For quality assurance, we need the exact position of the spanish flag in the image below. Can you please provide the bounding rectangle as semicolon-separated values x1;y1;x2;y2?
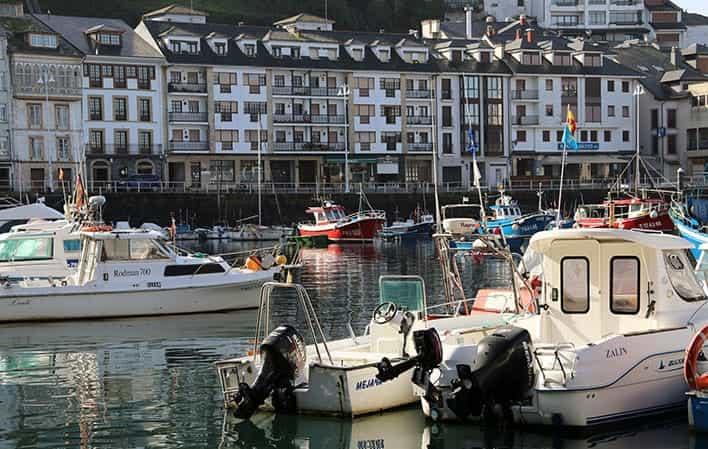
566;105;576;135
561;105;578;150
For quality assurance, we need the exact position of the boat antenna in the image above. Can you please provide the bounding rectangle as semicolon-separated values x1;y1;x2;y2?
430;75;441;231
257;114;263;226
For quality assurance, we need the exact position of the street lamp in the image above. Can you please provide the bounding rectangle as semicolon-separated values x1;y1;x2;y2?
337;84;350;193
36;66;55;192
633;83;644;192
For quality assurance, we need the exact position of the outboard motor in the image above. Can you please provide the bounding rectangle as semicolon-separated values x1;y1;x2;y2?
376;328;442;382
232;325;306;419
447;326;534;422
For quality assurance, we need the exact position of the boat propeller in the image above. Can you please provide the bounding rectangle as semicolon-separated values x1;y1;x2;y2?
376;327;443;383
231;325;306;420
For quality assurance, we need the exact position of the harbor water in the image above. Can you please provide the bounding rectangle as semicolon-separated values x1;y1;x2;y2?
0;240;695;448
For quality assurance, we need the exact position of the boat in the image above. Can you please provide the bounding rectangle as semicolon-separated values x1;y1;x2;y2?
214;276;511;418
297;202;386;242
684;323;708;432
195;225;229;241
0;200;65;233
379;208;434;240
484;193;555;252
575;197;674;232
0;228;283;322
380;228;708;427
670;196;708;258
230;223;293;241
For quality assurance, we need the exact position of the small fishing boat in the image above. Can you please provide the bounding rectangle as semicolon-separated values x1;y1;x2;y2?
670;196;708;258
0;228;282;322
230;223;293;241
381;228;708;427
575;197;673;232
195;225;230;241
297;202;385;242
379;208;434;240
484;193;555;252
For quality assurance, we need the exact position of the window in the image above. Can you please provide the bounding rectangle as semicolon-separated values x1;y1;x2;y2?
581;130;588;141
442;133;452;154
557;130;564;142
0;104;6;123
561;257;589;313
651;109;658;129
543;130;550;142
28;103;42;128
56;137;70;160
89;130;104;152
652;135;659;154
97;33;120;46
664;250;707;302
88;64;102;88
486;77;502;99
114;130;128;152
604;130;612;142
114;65;126;88
608;105;615;117
442;78;452;99
88;97;102;121
590;130;598;142
545;79;553;91
113;97;127;121
139;98;151;121
244;44;255;56
607;80;615;92
138;131;153;154
586;105;601;122
516;130;526;142
622;130;630;142
463;76;479;99
622;81;630;93
610;257;640;314
585;54;601;67
667;134;676;155
55;105;69;130
0;237;53;262
545;104;553;117
522;52;541;65
29;33;57;49
137;66;151;90
667;109;676;128
622;106;629;118
589;11;606;25
63;239;81;253
554;54;571;66
442;106;452;127
214;42;226;55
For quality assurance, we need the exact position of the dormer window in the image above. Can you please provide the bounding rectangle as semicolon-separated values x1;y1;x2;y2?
479;52;491;63
169;40;198;55
351;48;363;60
273;46;282;57
98;33;121;46
214;42;226;55
378;49;390;60
585;54;602;67
29;33;57;49
522;52;541;65
292;47;300;58
244;44;255;56
554;53;572;66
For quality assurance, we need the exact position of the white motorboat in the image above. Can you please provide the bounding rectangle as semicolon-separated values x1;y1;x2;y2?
214;276;513;419
0;219;82;279
230;224;293;241
0;201;65;233
387;228;708;427
441;203;484;237
0;228;282;322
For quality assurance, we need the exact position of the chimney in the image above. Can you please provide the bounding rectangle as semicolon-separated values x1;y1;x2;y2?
670;46;681;67
515;29;521;40
519;14;527;26
465;6;473;40
486;25;495;37
526;28;534;43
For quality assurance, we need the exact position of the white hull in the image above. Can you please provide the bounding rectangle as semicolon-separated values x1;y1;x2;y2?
229;226;292;241
0;271;274;322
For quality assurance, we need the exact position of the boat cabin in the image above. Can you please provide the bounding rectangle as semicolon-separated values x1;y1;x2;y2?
524;229;707;346
0;221;82;277
488;205;522;221
305;203;347;224
441;204;482;221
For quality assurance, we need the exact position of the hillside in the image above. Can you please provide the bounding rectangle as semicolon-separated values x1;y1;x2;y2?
37;0;446;32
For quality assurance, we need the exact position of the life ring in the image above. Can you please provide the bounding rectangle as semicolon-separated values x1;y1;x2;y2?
82;225;112;232
684;324;708;390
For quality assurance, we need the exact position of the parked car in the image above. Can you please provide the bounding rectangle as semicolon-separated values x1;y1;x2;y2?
117;174;162;191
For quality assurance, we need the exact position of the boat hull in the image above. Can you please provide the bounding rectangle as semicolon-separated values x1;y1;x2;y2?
0;271;274;322
298;218;385;242
671;215;708;259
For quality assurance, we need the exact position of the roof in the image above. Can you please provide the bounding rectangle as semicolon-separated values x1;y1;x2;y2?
0;203;64;221
274;13;334;26
503;54;640;77
143;4;208;18
645;0;682;11
685;13;708;26
568;39;604;53
660;68;708;83
0;15;82;58
33;14;164;59
528;228;692;253
682;43;708;56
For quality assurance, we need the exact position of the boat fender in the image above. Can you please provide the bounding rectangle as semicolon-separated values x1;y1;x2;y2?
685;324;708;391
245;255;263;271
275;255;287;266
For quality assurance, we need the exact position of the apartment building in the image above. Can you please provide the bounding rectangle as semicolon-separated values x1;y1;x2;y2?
0;13;83;192
34;15;166;188
0;27;11;190
136;10;440;189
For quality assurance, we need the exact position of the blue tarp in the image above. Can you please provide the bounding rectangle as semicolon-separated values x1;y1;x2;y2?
688;198;708;225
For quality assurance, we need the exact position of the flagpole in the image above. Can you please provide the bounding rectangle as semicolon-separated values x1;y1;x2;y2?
556;141;567;229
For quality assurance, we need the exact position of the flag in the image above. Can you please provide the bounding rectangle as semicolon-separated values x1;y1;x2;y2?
58;168;64;181
561;106;578;150
472;159;482;188
170;217;177;240
75;174;86;209
466;128;478;154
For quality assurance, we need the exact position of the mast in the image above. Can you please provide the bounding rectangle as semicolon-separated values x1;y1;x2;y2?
257;114;263;226
431;75;441;230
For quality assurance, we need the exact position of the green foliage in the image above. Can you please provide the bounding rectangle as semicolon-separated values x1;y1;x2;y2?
38;0;444;31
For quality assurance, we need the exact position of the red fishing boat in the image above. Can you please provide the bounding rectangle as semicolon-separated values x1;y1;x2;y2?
574;197;673;231
297;202;386;242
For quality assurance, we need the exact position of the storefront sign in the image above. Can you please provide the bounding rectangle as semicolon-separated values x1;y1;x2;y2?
557;142;599;151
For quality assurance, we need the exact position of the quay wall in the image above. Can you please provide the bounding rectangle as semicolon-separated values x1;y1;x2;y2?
32;190;610;226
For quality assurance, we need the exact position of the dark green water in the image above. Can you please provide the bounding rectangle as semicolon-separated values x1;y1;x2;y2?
0;241;695;448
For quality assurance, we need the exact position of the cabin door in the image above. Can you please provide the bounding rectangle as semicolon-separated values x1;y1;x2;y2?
543;239;602;345
599;242;647;337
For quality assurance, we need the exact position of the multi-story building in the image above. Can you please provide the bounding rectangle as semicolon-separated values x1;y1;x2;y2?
0;11;83;192
0;26;12;190
34;14;166;188
136;10;440;190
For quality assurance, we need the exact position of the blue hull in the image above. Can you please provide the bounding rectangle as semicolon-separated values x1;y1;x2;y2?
487;213;555;239
672;218;708;259
380;221;433;239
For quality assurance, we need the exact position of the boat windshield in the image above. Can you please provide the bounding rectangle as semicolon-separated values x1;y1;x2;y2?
664;250;707;302
444;206;481;220
379;277;425;311
101;239;169;261
0;237;53;262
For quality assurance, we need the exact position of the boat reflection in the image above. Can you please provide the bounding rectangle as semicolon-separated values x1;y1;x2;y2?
220;408;689;449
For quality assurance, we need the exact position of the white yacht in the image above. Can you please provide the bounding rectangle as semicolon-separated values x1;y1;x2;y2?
0;229;281;322
0;201;65;233
396;228;708;427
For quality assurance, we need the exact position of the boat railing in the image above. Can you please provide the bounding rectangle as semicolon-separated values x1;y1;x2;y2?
339;209;386;223
533;343;576;386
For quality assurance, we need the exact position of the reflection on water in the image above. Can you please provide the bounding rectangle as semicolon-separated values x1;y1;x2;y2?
0;241;692;448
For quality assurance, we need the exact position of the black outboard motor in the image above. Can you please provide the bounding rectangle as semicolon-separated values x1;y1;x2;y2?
232;325;306;419
376;328;442;382
447;326;534;422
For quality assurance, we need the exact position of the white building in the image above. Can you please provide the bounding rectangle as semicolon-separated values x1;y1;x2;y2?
35;15;166;189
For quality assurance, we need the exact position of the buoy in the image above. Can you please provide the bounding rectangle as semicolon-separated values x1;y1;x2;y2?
275;255;287;265
245;255;263;271
685;324;708;390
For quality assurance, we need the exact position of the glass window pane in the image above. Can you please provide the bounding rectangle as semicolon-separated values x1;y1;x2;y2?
562;257;589;313
63;239;81;252
611;257;639;314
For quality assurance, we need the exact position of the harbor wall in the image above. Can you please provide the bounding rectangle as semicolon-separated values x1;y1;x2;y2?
30;190;610;226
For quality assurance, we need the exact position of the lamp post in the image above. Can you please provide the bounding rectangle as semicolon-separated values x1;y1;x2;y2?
337;84;350;193
36;65;55;192
633;83;644;193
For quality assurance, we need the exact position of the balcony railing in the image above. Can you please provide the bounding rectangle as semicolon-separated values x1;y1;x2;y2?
552;0;580;6
408;143;433;152
610;19;643;25
168;141;210;152
561;91;578;103
271;86;342;97
589;0;605;3
168;82;207;93
610;0;639;5
272;142;345;152
14;84;81;97
168;112;208;122
511;115;539;125
585;96;602;105
405;89;433;99
86;144;163;156
272;114;345;124
406;116;433;125
511;90;539;100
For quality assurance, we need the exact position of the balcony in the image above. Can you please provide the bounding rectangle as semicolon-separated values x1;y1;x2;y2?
406;116;433;126
272;114;345;125
272;142;345;152
408;143;433;152
405;89;433;99
168;112;208;122
168;141;210;152
585;96;602;105
589;0;605;3
271;86;341;97
14;84;81;98
168;82;207;93
551;0;581;6
511;90;539;100
86;144;163;156
610;0;639;5
511;115;540;125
